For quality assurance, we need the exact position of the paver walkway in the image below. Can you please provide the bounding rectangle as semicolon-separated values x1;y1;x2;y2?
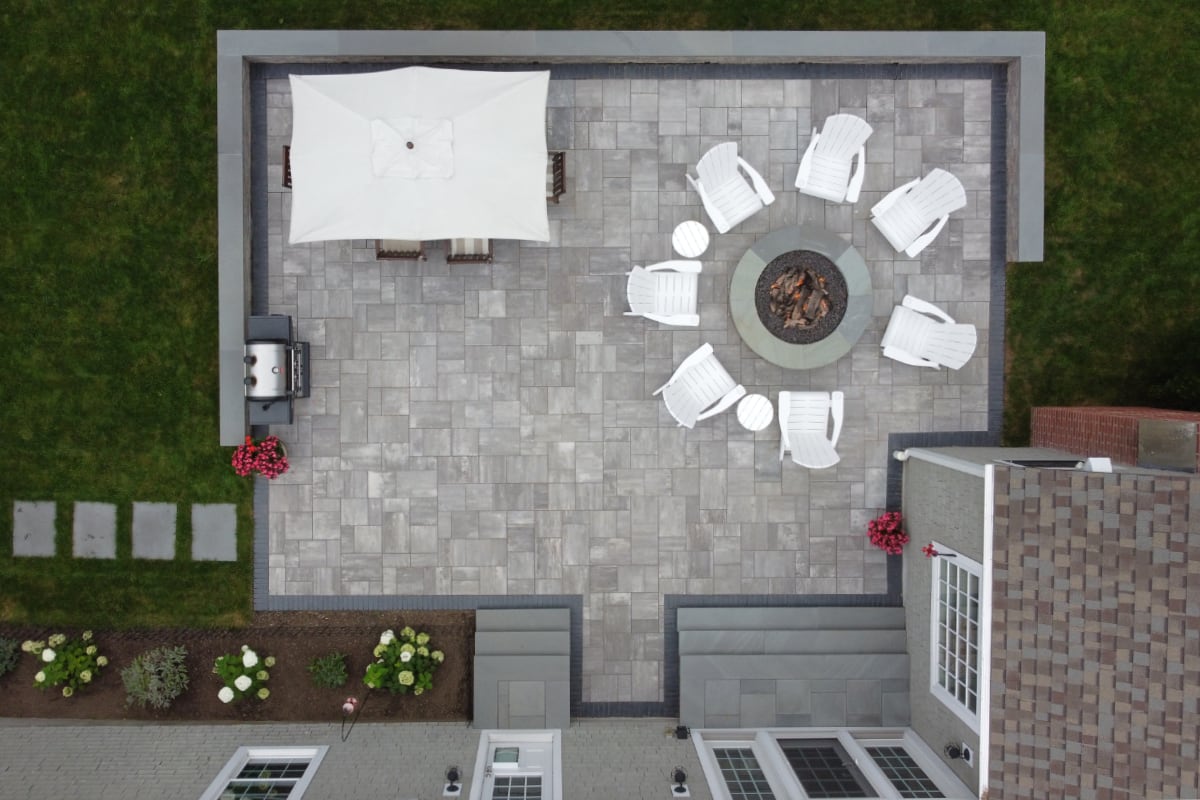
263;66;997;703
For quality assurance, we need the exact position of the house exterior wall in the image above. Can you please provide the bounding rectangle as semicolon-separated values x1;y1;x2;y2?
988;466;1200;799
0;718;712;800
901;455;987;794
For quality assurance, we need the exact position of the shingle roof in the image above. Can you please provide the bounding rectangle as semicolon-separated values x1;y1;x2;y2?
989;466;1200;799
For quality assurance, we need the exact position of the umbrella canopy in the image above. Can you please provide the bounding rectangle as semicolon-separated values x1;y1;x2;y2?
288;67;551;244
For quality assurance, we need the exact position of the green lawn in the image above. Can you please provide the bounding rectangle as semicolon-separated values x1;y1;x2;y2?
2;2;1197;626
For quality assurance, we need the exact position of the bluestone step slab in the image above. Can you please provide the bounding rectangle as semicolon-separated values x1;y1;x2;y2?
677;606;906;631
476;608;570;632
192;503;237;561
475;631;570;656
678;628;907;655
132;503;176;560
13;501;56;557
73;502;116;559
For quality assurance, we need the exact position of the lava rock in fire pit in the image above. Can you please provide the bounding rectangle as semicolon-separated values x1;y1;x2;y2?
755;250;848;344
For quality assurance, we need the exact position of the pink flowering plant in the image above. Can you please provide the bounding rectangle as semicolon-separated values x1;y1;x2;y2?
866;511;909;555
213;645;276;704
363;626;443;696
231;435;289;479
23;631;108;697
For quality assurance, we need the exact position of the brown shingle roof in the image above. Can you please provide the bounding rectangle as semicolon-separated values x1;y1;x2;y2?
989;466;1200;799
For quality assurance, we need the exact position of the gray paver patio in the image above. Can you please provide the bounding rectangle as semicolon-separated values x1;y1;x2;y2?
192;503;237;561
13;501;56;557
132;502;177;560
73;502;117;559
263;69;994;703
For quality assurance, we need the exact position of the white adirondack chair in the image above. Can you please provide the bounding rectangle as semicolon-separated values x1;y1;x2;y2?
686;142;776;234
870;168;967;257
778;390;845;469
624;260;702;327
794;114;874;204
881;295;978;370
654;343;746;429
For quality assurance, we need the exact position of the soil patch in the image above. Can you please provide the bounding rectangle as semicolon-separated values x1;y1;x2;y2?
0;611;474;723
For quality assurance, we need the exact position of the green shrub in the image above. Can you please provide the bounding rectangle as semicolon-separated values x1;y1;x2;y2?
0;637;19;679
308;651;348;689
25;631;108;697
122;645;190;710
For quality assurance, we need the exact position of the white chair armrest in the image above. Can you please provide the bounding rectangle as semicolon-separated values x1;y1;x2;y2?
738;157;776;206
688;174;732;234
883;345;940;369
828;391;845;448
641;312;700;327
901;294;955;323
904;215;949;258
794;129;819;189
646;260;702;274
845;146;866;204
871;177;920;217
697;384;747;422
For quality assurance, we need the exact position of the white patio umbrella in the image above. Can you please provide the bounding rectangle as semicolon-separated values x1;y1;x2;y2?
288;67;551;244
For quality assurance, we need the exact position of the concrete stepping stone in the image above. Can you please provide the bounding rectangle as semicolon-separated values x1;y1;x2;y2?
192;503;237;561
132;503;176;560
73;502;117;558
13;501;57;557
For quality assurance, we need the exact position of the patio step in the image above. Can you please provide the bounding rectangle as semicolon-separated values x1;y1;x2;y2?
473;607;571;730
677;605;905;631
677;605;909;729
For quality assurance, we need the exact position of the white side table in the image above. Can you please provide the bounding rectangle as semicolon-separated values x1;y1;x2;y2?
737;394;774;432
672;220;710;258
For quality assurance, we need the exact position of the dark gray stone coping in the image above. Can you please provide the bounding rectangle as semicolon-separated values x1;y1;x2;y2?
730;225;871;371
217;29;1044;445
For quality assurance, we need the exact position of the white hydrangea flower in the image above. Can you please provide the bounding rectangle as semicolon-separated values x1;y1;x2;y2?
242;650;259;668
41;648;56;663
400;650;412;662
34;671;46;683
379;630;396;645
234;675;252;691
218;687;235;703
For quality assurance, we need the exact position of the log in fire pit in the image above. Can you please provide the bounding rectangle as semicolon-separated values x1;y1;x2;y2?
755;250;848;344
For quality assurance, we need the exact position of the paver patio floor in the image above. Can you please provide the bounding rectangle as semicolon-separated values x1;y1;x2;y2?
261;66;997;703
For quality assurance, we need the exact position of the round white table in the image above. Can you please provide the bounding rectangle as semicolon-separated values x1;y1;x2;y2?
672;220;710;258
737;394;774;432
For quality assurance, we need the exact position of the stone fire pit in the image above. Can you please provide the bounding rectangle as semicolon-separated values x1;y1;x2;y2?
730;224;872;370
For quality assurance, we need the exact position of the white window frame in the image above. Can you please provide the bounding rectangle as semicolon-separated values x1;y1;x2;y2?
198;745;328;800
928;542;983;731
693;728;970;800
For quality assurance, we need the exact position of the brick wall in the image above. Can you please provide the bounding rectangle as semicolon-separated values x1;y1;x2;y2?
1030;406;1200;469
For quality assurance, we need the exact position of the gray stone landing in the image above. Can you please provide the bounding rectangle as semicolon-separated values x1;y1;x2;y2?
473;608;571;729
678;606;910;728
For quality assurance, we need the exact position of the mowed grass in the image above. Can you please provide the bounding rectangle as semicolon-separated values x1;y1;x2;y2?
1;2;1197;625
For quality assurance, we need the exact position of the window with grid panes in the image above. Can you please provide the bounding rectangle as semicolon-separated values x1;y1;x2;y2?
932;548;982;721
778;739;872;798
491;775;543;800
714;747;776;800
866;746;945;798
200;747;326;800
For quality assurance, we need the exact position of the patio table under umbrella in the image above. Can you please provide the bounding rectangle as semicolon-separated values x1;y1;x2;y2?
287;67;551;244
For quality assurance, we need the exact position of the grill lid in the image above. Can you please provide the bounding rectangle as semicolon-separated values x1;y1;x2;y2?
244;342;289;399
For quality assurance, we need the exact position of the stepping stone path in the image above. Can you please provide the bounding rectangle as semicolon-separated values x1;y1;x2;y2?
11;501;238;562
192;504;237;561
132;503;177;560
13;501;56;557
74;502;117;558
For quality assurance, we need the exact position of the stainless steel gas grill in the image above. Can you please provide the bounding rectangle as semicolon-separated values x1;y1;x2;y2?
244;315;310;425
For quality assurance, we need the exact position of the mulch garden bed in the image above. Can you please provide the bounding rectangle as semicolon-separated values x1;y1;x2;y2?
0;611;474;722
